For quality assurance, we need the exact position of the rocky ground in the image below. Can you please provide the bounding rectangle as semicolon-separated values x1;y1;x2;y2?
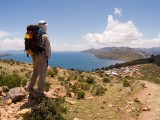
0;59;160;120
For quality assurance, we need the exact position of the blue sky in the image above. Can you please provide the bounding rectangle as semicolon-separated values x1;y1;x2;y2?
0;0;160;51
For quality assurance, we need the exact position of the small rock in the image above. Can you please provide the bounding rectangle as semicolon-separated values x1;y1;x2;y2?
5;99;12;105
117;107;125;112
141;107;151;111
134;98;140;102
70;92;75;98
100;106;105;109
73;118;80;120
131;107;136;112
126;108;132;113
110;83;114;86
128;101;134;105
108;116;113;119
141;83;147;88
10;103;16;108
17;108;31;118
17;117;23;120
8;110;13;114
0;87;2;96
108;103;113;107
65;100;76;105
125;88;132;94
2;92;6;97
85;96;94;100
58;92;66;97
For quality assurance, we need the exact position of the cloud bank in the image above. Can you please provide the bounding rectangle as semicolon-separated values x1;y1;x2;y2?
0;34;24;51
0;31;9;39
84;15;160;48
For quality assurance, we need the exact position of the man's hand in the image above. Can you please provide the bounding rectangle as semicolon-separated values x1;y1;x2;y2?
46;60;48;67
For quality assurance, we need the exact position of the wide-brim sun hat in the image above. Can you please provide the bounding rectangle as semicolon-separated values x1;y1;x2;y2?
38;20;48;26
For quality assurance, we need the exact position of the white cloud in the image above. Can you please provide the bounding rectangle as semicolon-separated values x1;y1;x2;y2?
84;15;160;48
114;8;122;16
0;30;24;51
0;38;24;51
0;31;9;39
0;30;87;51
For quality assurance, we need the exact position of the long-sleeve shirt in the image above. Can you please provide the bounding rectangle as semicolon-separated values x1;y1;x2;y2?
42;34;51;59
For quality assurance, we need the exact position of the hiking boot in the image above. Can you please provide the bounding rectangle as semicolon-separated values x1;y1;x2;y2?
35;93;46;104
29;91;37;100
25;86;37;100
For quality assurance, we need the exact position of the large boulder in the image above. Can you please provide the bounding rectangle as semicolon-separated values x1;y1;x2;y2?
47;85;67;97
7;87;26;103
17;108;31;119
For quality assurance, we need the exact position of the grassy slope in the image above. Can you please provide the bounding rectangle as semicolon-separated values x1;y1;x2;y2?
95;50;144;61
0;59;151;120
137;63;160;83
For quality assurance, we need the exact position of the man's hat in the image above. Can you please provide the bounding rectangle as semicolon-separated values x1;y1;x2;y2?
38;20;48;26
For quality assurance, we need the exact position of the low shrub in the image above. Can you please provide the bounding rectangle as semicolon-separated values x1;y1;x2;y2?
91;85;106;96
58;76;64;81
86;76;95;84
103;77;110;83
47;67;58;78
30;98;67;120
0;73;27;89
123;79;131;87
76;90;85;99
81;82;90;91
71;83;79;93
25;71;31;79
45;82;51;92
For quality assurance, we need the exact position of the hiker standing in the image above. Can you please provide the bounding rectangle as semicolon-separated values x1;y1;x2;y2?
27;20;51;100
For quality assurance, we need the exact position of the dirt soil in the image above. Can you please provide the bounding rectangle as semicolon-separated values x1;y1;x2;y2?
135;81;160;120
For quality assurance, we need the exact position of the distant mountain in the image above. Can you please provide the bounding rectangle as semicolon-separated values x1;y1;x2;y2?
0;53;11;57
82;47;160;61
0;50;24;54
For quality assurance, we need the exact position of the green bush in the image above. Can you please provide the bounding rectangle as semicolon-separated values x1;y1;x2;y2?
47;67;58;77
76;90;85;99
25;71;31;79
45;82;51;92
92;85;106;96
71;83;79;93
30;98;67;120
81;82;90;91
0;73;27;89
103;77;110;83
86;76;95;84
98;72;104;77
21;79;28;87
58;76;64;81
123;79;131;87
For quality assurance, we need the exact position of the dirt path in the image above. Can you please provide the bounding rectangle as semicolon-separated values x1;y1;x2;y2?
135;81;160;120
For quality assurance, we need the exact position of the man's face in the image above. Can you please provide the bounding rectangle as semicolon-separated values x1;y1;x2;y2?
41;24;47;31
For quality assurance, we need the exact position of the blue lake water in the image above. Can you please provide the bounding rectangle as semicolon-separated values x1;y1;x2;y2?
0;52;123;71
